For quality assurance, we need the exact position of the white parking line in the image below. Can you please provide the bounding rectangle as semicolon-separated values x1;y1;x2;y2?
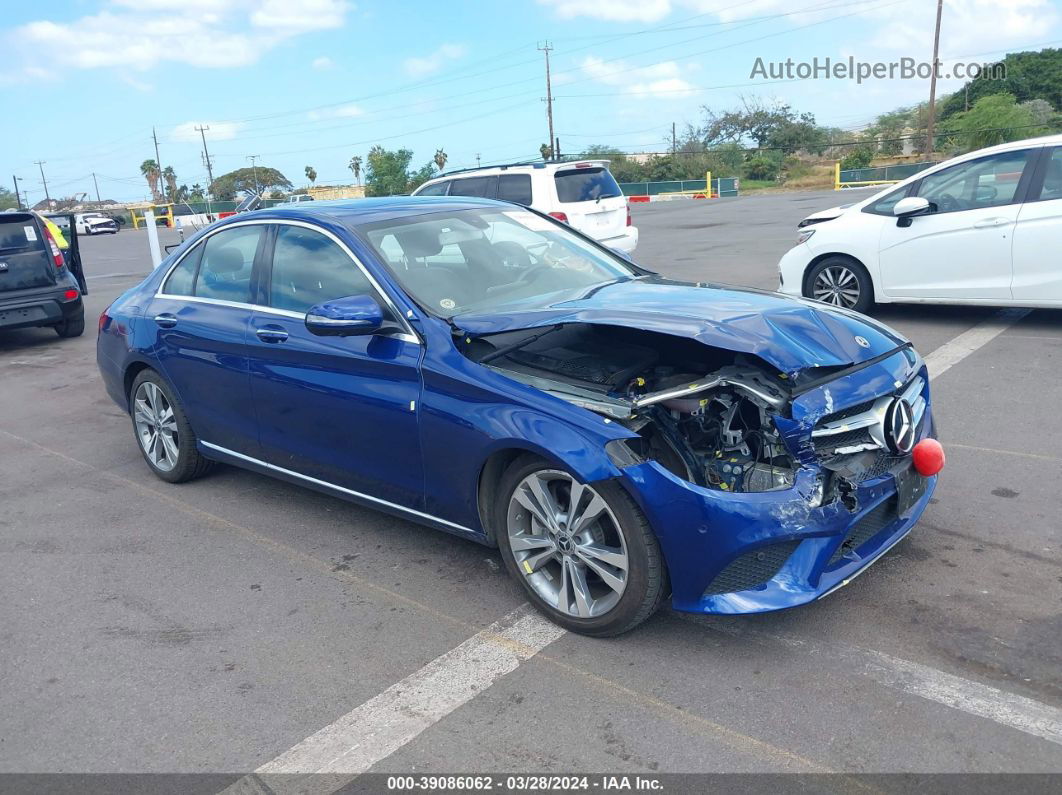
923;308;1030;380
691;619;1062;748
223;606;564;794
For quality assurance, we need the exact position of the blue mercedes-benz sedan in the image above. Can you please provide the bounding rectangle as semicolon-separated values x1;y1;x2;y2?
97;197;943;636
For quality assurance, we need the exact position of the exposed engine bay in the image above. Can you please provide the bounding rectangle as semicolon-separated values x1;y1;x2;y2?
462;324;801;493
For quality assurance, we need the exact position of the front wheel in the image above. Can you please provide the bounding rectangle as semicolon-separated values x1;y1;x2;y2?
805;257;873;313
497;456;667;636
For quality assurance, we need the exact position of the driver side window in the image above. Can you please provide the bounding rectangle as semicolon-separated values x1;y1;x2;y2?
916;149;1034;213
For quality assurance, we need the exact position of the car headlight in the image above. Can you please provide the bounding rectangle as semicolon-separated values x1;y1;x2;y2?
797;228;816;245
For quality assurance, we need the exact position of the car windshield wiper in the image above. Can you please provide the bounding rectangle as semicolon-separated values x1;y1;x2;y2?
478;325;565;364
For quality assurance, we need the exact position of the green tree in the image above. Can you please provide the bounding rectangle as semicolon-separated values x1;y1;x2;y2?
539;142;553;161
939;48;1062;121
348;156;362;184
945;94;1047;151
0;186;19;210
840;146;876;170
433;148;448;172
701;99;829;154
209;167;292;201
305;165;317;186
365;146;414;196
162;166;178;201
140;159;161;203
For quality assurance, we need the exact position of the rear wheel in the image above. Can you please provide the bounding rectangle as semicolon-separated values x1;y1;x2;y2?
496;455;666;636
805;256;873;313
130;370;215;483
54;309;85;338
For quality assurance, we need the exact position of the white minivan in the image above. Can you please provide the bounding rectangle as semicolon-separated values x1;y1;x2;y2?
778;134;1062;312
412;160;639;254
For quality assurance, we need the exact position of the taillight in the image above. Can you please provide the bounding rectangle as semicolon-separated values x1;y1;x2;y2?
626;206;632;227
42;226;64;268
98;311;111;334
62;289;79;302
548;211;569;223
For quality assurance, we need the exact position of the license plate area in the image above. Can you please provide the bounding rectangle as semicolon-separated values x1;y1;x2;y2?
0;306;47;324
895;462;928;517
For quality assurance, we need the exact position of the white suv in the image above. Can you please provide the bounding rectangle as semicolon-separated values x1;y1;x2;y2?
412;160;639;253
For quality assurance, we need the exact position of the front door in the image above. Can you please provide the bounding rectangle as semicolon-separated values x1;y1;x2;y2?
246;223;424;509
877;148;1038;300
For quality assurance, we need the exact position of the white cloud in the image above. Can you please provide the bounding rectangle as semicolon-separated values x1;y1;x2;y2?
403;43;466;77
170;121;241;143
581;56;697;99
312;56;335;70
9;1;352;75
307;103;364;120
537;0;672;23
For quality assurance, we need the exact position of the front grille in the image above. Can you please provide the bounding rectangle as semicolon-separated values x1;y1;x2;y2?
816;399;875;427
703;540;801;596
815;427;875;456
827;498;897;566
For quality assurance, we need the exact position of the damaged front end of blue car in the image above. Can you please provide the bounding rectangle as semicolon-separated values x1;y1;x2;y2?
458;280;941;615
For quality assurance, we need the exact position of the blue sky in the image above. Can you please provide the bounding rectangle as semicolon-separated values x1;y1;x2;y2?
2;0;1059;204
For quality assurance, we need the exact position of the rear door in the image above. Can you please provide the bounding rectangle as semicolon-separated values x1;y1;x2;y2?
1012;146;1062;302
448;176;498;199
0;213;57;293
45;214;87;293
551;165;627;243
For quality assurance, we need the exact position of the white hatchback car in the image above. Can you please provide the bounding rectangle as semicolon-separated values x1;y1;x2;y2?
778;134;1062;312
412;160;639;254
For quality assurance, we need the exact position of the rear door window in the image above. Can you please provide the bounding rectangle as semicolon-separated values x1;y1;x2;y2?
193;225;263;303
497;174;532;205
554;167;622;203
448;176;497;199
0;217;44;252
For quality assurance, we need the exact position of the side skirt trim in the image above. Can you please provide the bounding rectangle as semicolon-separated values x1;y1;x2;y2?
199;441;476;536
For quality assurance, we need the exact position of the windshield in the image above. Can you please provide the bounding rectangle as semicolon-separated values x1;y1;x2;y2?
358;207;638;318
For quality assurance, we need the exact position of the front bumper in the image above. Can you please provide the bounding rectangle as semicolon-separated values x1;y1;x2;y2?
777;242;812;297
600;226;639;254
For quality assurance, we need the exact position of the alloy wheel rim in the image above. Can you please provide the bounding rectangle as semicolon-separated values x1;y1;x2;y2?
812;265;860;308
133;382;179;472
507;470;628;618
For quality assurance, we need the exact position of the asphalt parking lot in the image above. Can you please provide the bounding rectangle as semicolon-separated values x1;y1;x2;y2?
1;192;1060;785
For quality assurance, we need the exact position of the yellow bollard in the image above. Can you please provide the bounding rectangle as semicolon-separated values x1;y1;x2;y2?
834;161;842;190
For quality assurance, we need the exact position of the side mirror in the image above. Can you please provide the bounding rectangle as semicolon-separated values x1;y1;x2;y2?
893;197;933;227
305;294;384;337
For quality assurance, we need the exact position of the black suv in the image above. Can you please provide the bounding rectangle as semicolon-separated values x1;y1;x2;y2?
0;211;86;337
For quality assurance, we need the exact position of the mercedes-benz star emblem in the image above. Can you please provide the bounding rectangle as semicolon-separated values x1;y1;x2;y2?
884;397;915;454
854;335;870;348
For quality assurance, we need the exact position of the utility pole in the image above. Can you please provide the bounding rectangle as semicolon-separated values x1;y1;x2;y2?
34;161;50;205
247;155;261;194
925;0;944;154
91;172;101;203
538;42;555;160
672;123;677;155
12;175;22;209
151;127;167;201
195;125;215;188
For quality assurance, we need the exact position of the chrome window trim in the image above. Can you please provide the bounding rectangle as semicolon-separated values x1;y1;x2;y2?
154;218;420;344
200;441;472;533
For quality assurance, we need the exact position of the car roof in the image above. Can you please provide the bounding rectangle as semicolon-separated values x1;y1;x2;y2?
220;195;508;227
420;159;612;184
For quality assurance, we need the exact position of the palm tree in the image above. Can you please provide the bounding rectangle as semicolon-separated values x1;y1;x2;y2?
539;143;553;161
162;166;178;201
348;156;362;185
433;148;447;172
140;159;161;203
305;165;317;186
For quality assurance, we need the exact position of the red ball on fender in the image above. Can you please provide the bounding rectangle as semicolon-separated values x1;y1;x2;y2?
912;438;945;477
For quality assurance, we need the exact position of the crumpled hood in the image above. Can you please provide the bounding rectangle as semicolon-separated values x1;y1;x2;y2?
455;278;908;375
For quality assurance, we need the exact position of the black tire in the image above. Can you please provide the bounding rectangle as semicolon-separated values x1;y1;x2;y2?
804;256;874;314
54;309;85;338
129;369;215;484
495;454;668;637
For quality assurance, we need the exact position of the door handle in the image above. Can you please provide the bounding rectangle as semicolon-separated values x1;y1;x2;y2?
153;313;177;328
255;326;289;343
973;218;1010;228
